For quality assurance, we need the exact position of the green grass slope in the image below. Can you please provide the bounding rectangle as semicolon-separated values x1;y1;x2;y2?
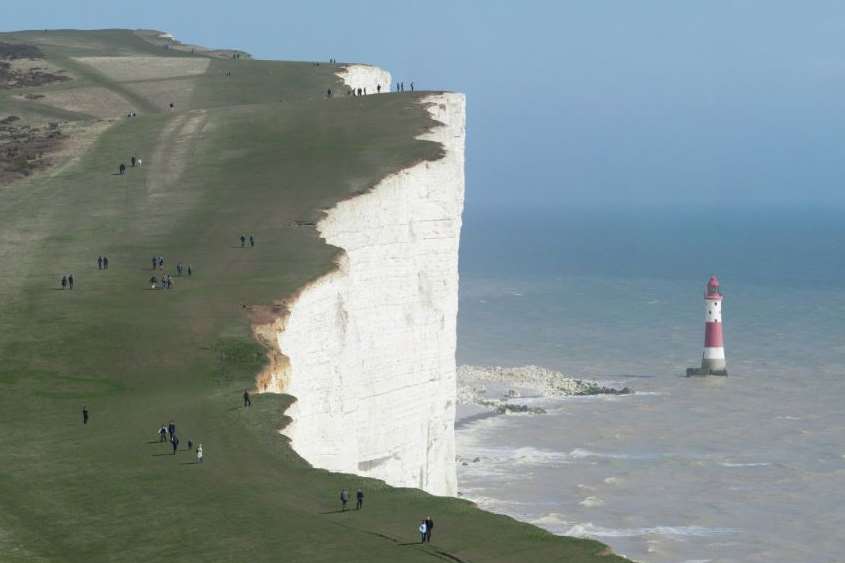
0;29;629;562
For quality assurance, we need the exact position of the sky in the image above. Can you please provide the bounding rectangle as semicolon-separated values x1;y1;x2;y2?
5;1;845;209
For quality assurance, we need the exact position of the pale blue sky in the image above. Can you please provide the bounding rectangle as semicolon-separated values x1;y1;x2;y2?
5;1;845;208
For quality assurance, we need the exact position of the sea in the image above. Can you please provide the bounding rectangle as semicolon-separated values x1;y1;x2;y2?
455;203;845;563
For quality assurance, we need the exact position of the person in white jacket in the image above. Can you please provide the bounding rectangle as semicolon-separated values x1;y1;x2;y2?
418;521;427;544
196;444;203;464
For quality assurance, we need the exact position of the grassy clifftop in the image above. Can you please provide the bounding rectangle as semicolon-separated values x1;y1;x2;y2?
0;29;627;562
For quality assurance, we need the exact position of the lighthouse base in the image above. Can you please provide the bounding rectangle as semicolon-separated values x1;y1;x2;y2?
686;367;728;377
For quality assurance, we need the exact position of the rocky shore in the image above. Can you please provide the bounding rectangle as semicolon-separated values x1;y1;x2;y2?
457;365;631;414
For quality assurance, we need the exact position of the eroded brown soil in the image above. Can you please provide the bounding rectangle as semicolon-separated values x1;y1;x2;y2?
0;42;71;88
0;116;64;184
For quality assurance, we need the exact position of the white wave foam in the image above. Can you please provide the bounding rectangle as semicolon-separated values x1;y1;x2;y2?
719;462;771;468
459;445;574;467
569;448;661;461
579;496;605;507
564;522;735;539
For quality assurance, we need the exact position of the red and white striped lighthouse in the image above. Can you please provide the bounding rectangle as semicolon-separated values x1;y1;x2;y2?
687;275;728;376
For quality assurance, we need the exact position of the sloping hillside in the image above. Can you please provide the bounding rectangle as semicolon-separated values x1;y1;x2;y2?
0;29;627;563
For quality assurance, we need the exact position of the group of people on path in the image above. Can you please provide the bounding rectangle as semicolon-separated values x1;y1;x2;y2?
158;420;203;463
60;274;75;289
149;256;191;289
118;154;142;175
151;274;175;289
240;234;255;247
338;489;435;544
418;516;435;543
339;488;365;511
97;256;110;270
338;82;411;98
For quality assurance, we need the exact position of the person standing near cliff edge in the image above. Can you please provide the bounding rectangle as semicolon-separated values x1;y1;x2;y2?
340;489;349;511
356;488;364;510
243;389;251;407
424;516;434;542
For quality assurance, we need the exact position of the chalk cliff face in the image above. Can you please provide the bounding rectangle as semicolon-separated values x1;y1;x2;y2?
336;64;392;94
266;80;465;496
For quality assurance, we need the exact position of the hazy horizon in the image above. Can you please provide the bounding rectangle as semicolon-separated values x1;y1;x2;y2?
6;2;845;210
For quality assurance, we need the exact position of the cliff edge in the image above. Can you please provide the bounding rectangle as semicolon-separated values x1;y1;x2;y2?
262;66;465;496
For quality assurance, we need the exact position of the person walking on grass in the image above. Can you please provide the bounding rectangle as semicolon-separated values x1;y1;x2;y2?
424;516;434;543
356;488;364;510
243;389;252;407
196;443;203;464
240;234;246;247
68;274;74;290
418;520;427;544
249;234;255;247
119;163;126;175
340;489;349;511
97;256;103;270
159;425;168;442
103;256;109;269
187;264;192;276
82;406;88;425
149;276;157;289
61;275;67;290
171;435;179;455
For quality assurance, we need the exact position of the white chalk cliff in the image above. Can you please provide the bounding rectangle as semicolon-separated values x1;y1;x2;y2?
260;67;465;496
336;64;392;95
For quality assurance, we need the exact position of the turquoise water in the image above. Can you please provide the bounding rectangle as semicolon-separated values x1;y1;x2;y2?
455;205;845;562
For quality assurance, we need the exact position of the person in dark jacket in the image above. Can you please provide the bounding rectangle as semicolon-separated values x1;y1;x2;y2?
82;406;89;425
424;516;434;543
356;488;364;510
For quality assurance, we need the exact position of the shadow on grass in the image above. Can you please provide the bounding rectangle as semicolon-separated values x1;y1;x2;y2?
320;509;352;515
151;453;176;457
